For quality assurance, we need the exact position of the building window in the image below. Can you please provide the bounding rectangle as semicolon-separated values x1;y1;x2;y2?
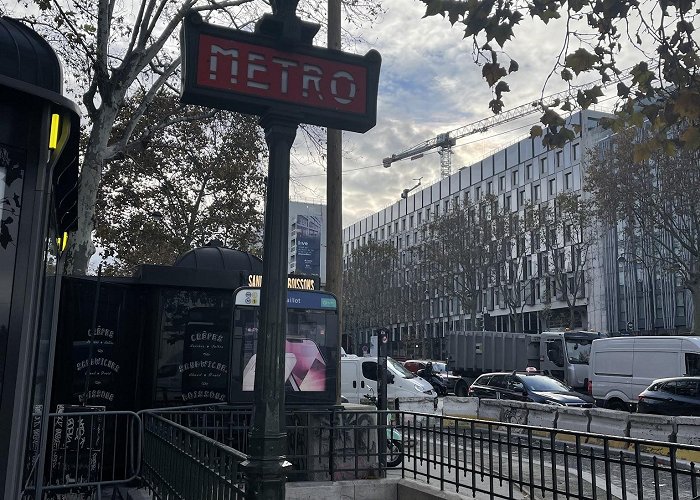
487;181;493;195
426;208;431;220
417;212;422;225
409;215;414;228
572;142;579;161
464;191;471;204
512;170;518;185
556;150;563;168
499;175;505;191
394;221;399;233
548;178;556;196
406;234;410;247
505;195;511;210
518;189;525;207
362;236;366;245
526;164;532;180
476;186;482;199
540;157;547;174
565;171;572;190
533;184;541;202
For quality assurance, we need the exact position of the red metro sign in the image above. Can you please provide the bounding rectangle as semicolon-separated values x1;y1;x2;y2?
181;14;381;133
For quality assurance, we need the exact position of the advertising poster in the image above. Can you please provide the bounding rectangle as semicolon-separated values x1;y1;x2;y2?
295;214;321;276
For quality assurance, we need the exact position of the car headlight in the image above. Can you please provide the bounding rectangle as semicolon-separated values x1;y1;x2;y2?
546;400;565;406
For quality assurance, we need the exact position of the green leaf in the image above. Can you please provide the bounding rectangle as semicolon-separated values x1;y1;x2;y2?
508;59;519;73
530;125;543;138
564;48;598;75
561;68;573;81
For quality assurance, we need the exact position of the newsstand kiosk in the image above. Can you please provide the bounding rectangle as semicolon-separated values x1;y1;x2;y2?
0;17;81;498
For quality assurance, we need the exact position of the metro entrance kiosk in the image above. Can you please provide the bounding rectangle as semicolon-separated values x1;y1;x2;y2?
0;17;81;498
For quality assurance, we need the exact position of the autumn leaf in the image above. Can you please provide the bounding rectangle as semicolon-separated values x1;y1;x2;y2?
423;0;445;18
674;91;700;120
530;125;543;138
564;48;598;75
482;62;507;86
680;126;700;149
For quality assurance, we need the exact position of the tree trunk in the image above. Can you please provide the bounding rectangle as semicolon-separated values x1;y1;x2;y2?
689;279;700;335
63;112;115;275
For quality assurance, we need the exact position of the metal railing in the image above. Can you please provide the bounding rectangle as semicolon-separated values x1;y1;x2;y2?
395;411;700;500
22;404;700;499
141;410;247;499
22;410;141;499
141;405;700;500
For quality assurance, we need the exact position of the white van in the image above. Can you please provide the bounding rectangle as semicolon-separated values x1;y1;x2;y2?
589;336;700;410
341;354;435;403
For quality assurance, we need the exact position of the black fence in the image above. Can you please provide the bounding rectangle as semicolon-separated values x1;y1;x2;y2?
22;404;700;500
22;410;141;499
141;405;700;500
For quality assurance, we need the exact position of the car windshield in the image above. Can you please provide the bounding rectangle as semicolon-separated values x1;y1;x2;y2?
565;339;592;365
521;375;570;392
388;357;415;379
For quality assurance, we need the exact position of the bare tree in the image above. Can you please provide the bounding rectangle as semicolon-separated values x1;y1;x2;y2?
540;193;595;329
587;126;700;333
342;240;398;352
12;0;382;274
424;195;495;330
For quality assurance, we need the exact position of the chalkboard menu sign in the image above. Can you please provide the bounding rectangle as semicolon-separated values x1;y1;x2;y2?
52;279;140;411
180;310;229;403
49;404;105;491
155;289;233;405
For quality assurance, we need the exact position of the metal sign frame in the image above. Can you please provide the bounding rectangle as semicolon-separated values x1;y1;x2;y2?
180;12;381;133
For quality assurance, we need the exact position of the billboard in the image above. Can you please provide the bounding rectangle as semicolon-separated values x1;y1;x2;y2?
295;214;321;276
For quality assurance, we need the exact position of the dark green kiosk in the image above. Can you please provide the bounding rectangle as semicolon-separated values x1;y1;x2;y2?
0;17;81;498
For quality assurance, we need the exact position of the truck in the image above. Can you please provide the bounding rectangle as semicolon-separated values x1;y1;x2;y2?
446;330;607;396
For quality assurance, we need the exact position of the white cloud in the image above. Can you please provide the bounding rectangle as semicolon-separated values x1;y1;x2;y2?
289;0;600;225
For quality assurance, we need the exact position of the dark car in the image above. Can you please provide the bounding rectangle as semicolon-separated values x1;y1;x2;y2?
637;377;700;416
468;371;595;407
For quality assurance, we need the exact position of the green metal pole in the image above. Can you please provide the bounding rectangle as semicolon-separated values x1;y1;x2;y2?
242;113;297;499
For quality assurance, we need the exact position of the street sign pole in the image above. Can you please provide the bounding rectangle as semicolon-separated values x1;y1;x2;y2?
179;2;380;496
243;112;297;499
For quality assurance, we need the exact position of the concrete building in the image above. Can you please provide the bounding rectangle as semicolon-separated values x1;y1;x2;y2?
289;200;327;285
342;110;693;358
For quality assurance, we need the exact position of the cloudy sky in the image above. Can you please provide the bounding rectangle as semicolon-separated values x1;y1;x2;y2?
287;0;620;227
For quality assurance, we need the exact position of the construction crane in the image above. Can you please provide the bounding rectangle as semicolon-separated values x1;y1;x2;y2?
382;75;630;179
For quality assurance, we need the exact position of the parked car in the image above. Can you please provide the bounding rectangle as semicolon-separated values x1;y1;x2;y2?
468;371;595;407
403;359;461;393
637;377;700;416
